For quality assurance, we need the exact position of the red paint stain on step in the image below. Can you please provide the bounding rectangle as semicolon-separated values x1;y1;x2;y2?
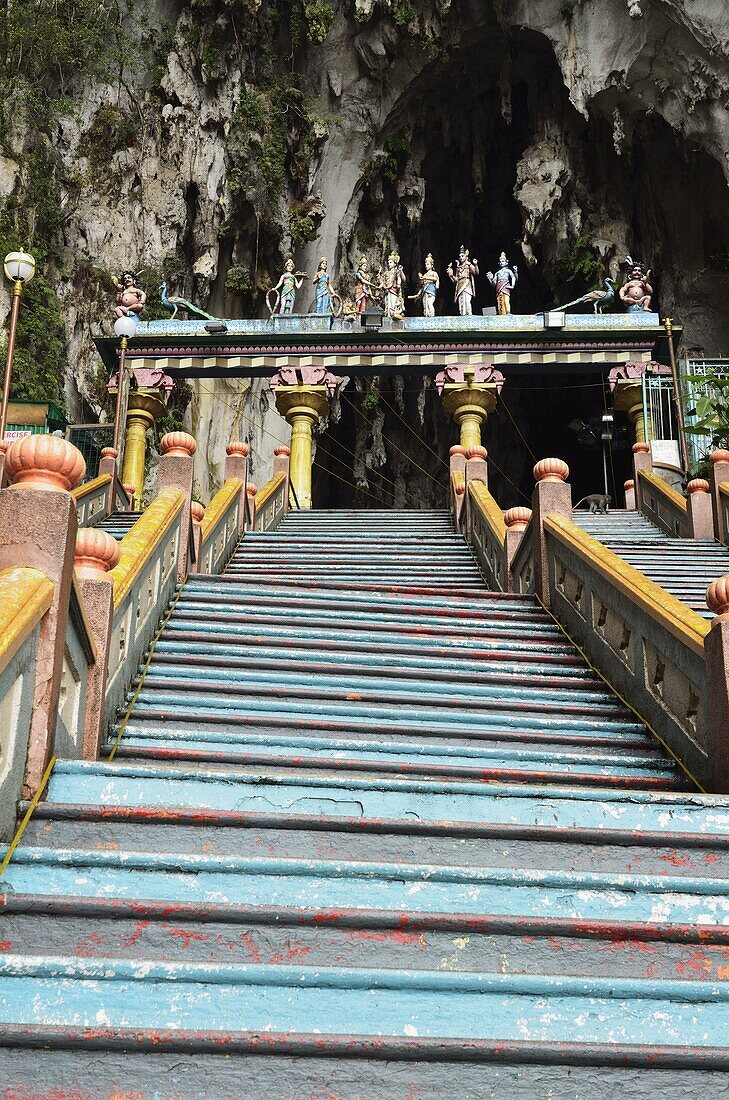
121;920;150;949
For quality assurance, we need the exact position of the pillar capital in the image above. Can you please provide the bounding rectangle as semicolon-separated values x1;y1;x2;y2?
441;384;499;451
613;378;647;443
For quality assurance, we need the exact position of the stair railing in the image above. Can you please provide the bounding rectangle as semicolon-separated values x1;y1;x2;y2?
71;473;113;529
631;443;713;539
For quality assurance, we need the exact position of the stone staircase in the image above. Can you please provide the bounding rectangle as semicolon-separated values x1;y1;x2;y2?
2;509;729;1093
98;510;143;541
571;509;729;619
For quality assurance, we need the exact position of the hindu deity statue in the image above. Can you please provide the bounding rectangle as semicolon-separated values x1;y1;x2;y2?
381;251;406;321
416;253;439;317
312;257;334;315
267;258;308;315
486;252;518;315
619;259;653;312
112;270;146;319
447;247;479;316
354;256;376;314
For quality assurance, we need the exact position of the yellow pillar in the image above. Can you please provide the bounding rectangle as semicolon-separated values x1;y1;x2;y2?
441;384;499;450
120;391;168;506
613;379;649;443
274;386;331;509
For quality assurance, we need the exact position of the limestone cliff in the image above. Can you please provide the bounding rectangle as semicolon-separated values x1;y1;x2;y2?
2;0;728;501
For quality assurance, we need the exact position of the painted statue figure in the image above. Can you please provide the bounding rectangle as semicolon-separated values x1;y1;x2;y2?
354;256;376;314
487;252;518;315
447;247;479;316
267;258;307;316
619;258;653;312
381;251;406;321
418;253;439;317
113;270;146;319
312;257;333;315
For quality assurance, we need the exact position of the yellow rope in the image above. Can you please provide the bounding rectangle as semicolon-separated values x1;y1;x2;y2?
0;754;57;879
107;574;190;761
533;590;706;793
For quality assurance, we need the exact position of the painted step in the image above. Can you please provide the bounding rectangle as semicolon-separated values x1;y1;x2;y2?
42;761;729;838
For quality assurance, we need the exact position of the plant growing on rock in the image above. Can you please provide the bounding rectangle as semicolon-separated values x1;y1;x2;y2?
304;0;335;42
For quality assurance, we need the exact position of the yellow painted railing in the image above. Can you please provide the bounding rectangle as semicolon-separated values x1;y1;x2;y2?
109;487;185;610
546;514;708;656
200;478;243;544
639;469;687;514
71;474;111;503
255;472;285;512
638;468;689;537
0;567;54;673
469;481;506;543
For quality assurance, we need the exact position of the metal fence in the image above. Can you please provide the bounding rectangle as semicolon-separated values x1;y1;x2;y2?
680;358;729;470
66;424;115;483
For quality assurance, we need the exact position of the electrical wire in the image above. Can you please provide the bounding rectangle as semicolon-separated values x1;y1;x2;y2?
497;395;538;463
340;391;450;491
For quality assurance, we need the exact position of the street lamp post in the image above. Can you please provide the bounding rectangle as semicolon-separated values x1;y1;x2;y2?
111;313;137;455
0;251;36;440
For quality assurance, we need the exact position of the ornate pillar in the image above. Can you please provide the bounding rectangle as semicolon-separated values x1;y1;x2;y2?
612;380;648;443
270;366;339;510
120;392;168;506
435;364;504;450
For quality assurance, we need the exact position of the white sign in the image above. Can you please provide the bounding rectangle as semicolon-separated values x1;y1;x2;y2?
4;429;33;442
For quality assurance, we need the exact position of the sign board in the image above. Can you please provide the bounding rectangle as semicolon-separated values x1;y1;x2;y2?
650;439;681;468
4;429;33;442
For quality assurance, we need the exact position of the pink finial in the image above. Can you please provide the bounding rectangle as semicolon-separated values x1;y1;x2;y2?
160;431;197;458
74;528;121;580
449;445;467;457
504;506;532;530
123;483;136;502
226;441;249;457
687;478;710;494
533;458;569;484
5;435;86;492
710;449;729;465
274;445;291;457
246;481;258;495
101;446;118;459
455;481;465;496
466;445;488;460
632;442;650;454
707;576;729;621
191;501;205;523
624;479;635;490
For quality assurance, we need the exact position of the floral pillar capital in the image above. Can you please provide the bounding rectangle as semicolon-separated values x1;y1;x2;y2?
436;363;504;451
270;364;340;510
610;361;669;444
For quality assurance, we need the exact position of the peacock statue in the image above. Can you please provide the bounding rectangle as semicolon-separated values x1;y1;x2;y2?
159;281;218;321
555;277;616;314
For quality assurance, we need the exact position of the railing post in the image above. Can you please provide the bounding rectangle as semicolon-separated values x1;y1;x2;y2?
191;501;204;569
632;442;652;511
98;446;119;515
246;481;257;531
504;507;532;593
464;445;488;540
624;479;636;510
0;435;85;796
225;442;249;535
686;479;714;540
156;431;196;580
73;528;121;759
449;445;466;531
709;449;729;544
531;458;571;606
705;578;729;790
273;445;291;514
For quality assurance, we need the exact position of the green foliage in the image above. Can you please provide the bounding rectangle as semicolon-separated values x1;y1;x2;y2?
361;383;380;412
383;132;410;183
225;268;252;295
391;0;415;27
356;225;377;251
684;371;729;451
304;0;335;42
288;200;318;246
0;250;67;410
79;106;137;168
555;233;602;288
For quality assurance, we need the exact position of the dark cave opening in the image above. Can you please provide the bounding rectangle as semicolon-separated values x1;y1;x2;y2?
311;369;631;511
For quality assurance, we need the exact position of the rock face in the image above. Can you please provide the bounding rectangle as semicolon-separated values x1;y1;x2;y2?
3;0;728;502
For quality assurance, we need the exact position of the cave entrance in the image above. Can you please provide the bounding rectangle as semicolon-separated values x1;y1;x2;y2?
311;368;631;511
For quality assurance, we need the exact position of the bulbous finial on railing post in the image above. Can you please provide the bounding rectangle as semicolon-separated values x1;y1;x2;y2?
98;445;119;515
74;528;121;581
123;483;136;510
687;478;713;540
5;435;86;492
504;506;532;592
465;445;488;489
504;507;532;532
531;457;571;606
449;444;467;476
707;576;729;622
160;431;197;458
624;479;636;511
631;441;652;511
709;449;729;545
